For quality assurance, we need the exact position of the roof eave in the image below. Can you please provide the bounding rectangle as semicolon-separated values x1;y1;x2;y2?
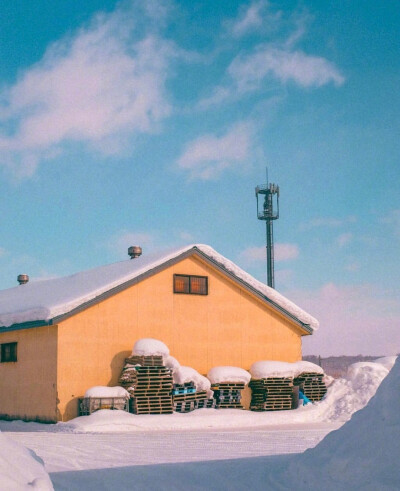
0;246;314;335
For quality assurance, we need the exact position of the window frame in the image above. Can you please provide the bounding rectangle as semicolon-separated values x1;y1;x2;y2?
0;342;18;363
173;274;208;296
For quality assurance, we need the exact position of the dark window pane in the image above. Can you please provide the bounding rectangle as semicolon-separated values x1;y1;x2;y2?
1;342;17;362
190;276;207;294
174;275;190;293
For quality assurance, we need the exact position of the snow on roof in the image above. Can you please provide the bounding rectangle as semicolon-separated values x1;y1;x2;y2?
0;244;318;330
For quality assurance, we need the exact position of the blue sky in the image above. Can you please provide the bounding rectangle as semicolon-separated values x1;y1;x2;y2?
0;0;399;356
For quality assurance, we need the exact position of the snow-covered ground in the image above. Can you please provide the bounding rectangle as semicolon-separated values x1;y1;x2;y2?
0;431;53;490
1;357;398;490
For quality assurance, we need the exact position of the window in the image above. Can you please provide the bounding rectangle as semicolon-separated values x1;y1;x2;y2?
0;342;17;363
174;274;208;295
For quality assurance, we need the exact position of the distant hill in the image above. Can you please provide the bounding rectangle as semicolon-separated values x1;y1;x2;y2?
303;355;385;378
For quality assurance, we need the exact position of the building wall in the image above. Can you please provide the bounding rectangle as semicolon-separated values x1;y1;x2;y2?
0;325;58;422
57;255;304;421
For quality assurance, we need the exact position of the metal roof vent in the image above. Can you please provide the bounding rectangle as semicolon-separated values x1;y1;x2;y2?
128;246;142;259
17;274;29;285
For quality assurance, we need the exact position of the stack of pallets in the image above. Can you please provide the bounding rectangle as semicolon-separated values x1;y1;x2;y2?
211;382;245;409
249;377;293;411
172;382;209;413
119;356;173;414
196;398;217;409
293;372;327;402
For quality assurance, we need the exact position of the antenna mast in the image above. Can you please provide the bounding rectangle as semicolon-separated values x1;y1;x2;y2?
255;169;280;288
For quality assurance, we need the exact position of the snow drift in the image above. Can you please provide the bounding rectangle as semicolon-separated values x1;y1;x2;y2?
0;431;53;490
310;360;390;422
281;357;400;490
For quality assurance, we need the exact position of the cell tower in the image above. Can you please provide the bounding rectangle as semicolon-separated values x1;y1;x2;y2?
255;169;280;288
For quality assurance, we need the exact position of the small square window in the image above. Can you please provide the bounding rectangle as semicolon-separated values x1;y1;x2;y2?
1;342;17;363
190;276;207;294
174;275;208;295
174;275;190;293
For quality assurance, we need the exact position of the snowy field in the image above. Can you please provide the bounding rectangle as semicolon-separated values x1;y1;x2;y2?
1;356;398;490
0;419;340;472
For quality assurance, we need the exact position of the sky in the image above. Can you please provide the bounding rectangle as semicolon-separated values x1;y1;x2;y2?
0;0;399;356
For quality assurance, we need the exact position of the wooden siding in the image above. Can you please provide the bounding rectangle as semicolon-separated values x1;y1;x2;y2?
0;325;58;422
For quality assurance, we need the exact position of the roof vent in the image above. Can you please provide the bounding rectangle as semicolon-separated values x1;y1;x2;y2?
128;246;142;259
17;274;29;285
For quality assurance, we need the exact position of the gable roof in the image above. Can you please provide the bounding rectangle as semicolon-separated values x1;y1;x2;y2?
0;244;319;333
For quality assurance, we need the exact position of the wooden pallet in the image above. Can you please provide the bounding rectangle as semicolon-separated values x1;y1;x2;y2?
217;403;244;409
125;355;164;367
294;372;327;402
211;383;245;390
250;377;294;412
173;390;208;403
196;398;216;409
174;401;197;413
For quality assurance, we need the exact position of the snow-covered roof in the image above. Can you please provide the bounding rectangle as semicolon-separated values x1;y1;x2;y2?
0;244;318;331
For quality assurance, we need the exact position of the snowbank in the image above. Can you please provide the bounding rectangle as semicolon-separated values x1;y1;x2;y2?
173;366;211;393
84;386;129;398
207;366;251;384
132;338;169;357
308;361;389;422
374;355;397;371
0;431;53;490
282;357;400;490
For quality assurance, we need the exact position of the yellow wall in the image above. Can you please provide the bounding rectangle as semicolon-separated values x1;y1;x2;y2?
57;255;304;420
0;325;58;422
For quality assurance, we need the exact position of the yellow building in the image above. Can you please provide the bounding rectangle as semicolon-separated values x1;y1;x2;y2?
0;244;318;422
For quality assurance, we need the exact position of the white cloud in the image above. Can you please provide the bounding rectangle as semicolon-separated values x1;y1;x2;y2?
178;231;195;243
240;243;299;263
0;4;174;177
383;209;400;238
239;246;266;263
345;262;360;272
228;46;344;92
177;122;253;180
300;215;357;231
289;283;400;356
0;247;6;257
225;1;282;38
336;232;353;248
275;243;299;261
